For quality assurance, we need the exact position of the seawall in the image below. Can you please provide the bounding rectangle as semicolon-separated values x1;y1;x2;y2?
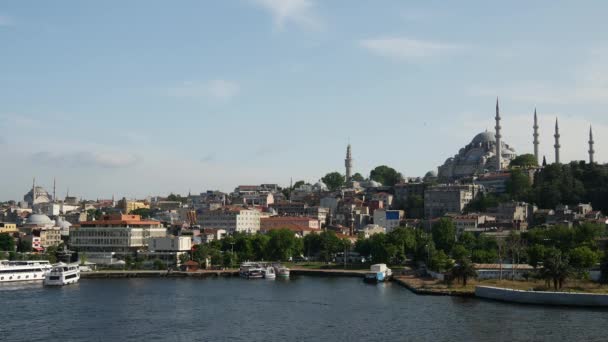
476;286;608;307
80;268;366;279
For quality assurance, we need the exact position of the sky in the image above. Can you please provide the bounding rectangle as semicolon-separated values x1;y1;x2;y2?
1;0;607;201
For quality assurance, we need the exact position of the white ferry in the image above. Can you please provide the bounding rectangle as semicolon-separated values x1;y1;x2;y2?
0;260;52;283
44;263;80;286
263;266;276;279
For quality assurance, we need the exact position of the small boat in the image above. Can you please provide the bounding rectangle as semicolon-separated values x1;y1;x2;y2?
0;260;52;283
263;266;276;279
44;263;80;286
239;262;264;279
272;263;290;278
364;263;392;283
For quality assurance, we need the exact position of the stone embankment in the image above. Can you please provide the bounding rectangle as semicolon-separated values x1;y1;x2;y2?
80;268;367;279
475;286;608;307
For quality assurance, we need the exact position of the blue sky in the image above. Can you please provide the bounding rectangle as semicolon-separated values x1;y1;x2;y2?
1;0;607;201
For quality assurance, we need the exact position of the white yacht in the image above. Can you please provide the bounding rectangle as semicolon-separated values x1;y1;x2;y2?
0;260;52;283
272;263;290;278
44;263;80;286
239;262;264;279
263;266;276;279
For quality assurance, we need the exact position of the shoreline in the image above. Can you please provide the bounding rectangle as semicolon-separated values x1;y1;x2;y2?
80;268;367;279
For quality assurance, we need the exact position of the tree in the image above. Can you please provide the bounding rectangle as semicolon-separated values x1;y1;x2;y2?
266;229;300;261
153;259;165;270
452;257;477;286
292;180;306;190
506;169;531;201
321;172;345;191
17;240;31;253
451;244;469;261
318;231;343;262
351;173;365;182
178;253;190;265
0;233;15;252
130;208;152;219
369;165;402;186
431;218;456;254
541;249;572;290
568;246;599;278
429;250;453;272
509;153;538;168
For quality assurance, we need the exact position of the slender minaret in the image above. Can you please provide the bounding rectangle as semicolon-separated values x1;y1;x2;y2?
32;177;36;205
345;143;353;181
495;98;502;171
589;126;595;164
554;118;561;164
533;108;539;165
53;177;56;202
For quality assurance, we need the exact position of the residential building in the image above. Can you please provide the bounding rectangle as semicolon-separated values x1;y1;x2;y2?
200;208;261;234
144;236;192;266
261;217;320;231
373;209;404;232
0;222;18;234
451;214;496;233
424;184;481;219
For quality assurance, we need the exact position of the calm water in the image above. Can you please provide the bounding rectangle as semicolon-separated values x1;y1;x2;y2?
1;276;607;342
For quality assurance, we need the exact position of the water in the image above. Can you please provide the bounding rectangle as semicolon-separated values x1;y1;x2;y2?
1;276;607;342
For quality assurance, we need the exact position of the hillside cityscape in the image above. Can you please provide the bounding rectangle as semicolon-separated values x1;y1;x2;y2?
2;100;607;292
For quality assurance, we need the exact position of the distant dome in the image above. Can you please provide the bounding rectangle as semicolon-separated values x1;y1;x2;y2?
471;131;496;145
367;180;382;188
27;213;53;225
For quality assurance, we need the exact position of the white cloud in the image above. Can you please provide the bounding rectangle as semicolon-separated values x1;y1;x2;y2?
0;113;40;127
0;15;13;27
168;79;240;100
468;47;608;105
31;151;140;168
250;0;321;30
359;37;463;60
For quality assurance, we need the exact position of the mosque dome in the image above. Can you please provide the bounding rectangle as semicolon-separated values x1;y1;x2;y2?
471;131;496;145
27;213;53;225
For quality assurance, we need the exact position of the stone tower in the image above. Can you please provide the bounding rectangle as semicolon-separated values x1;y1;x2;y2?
495;98;502;171
345;143;353;182
589;126;595;164
554;118;561;164
533;108;539;165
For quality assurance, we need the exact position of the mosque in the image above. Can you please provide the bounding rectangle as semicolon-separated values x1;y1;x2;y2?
437;99;597;181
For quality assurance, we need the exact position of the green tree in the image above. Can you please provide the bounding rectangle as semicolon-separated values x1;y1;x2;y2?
369;165;403;186
266;229;300;261
452;257;477;286
303;233;322;259
321;172;345;191
0;233;15;252
153;259;165;270
541;248;572;290
292;180;306;189
130;208;152;218
431;218;456;254
351;173;365;182
318;231;343;262
451;244;469;261
429;250;453;272
568;246;599;278
509;153;538;168
506;169;531;201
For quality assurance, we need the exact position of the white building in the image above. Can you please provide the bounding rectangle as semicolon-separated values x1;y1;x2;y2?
360;224;386;238
70;214;166;264
200;208;261;234
373;209;404;233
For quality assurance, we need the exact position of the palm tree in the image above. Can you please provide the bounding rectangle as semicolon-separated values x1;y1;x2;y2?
452;257;477;287
541;250;572;291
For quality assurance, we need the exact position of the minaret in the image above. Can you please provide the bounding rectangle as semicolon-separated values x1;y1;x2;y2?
589;126;595;164
53;177;56;202
554;118;561;164
495;98;502;171
345;143;353;181
533;108;539;165
32;177;36;205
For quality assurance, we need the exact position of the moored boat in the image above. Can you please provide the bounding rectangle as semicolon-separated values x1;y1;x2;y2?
44;263;80;286
263;266;276;279
0;260;52;283
272;263;290;278
364;264;392;283
239;262;264;279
